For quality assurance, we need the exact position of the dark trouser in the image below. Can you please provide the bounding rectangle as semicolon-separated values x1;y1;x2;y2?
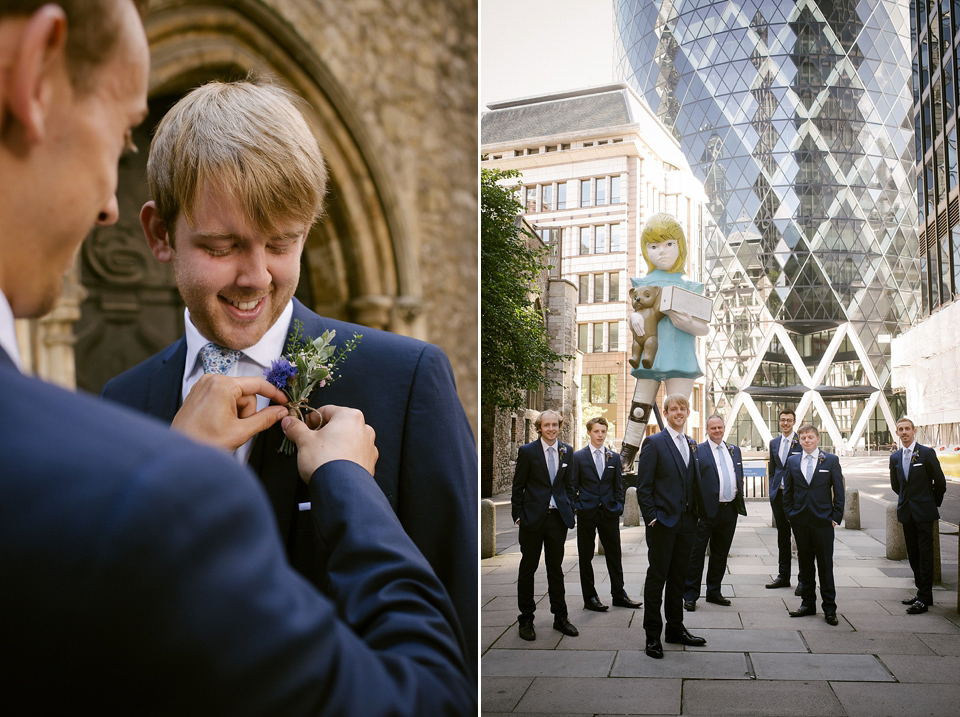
577;508;625;600
517;510;569;620
643;511;697;639
793;519;836;613
771;491;801;584
684;502;738;602
902;518;935;604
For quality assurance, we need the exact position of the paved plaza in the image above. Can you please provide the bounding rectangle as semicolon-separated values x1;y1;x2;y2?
481;458;960;716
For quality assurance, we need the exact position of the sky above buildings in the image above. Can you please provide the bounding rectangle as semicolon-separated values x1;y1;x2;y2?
480;0;615;112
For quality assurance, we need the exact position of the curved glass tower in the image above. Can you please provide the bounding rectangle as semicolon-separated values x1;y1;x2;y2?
615;0;920;451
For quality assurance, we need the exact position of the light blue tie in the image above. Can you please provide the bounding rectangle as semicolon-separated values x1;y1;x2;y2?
595;448;605;477
547;446;557;484
902;447;911;482
676;434;688;465
804;454;814;484
717;444;732;501
200;342;242;375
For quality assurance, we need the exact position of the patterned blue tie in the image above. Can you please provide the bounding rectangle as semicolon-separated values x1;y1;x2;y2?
200;342;242;375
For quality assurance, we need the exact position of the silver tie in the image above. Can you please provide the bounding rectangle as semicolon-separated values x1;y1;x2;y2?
547;446;557;483
595;449;605;477
717;445;733;501
676;434;688;465
902;447;911;481
804;454;814;484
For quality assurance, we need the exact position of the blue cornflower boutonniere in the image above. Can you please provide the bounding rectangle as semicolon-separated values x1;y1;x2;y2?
264;318;361;455
910;449;921;466
817;452;825;465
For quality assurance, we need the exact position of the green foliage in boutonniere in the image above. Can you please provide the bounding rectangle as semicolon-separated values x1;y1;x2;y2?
264;319;361;455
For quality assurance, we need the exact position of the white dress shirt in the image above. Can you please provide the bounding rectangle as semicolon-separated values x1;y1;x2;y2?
801;449;820;483
710;438;736;502
181;301;294;463
541;437;560;510
666;425;689;465
779;432;795;487
0;290;23;371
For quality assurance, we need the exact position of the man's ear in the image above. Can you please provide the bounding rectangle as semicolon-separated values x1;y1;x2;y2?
141;201;174;263
6;6;68;144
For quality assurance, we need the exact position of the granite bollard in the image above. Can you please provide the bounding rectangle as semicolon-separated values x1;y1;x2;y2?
623;487;640;527
844;488;860;529
885;502;907;560
481;499;496;559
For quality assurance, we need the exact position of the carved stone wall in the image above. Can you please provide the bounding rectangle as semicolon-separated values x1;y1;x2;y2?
23;0;477;438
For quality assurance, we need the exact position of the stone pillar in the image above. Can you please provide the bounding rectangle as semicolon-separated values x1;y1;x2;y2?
481;499;496;559
843;489;860;530
623;487;640;526
886;503;907;560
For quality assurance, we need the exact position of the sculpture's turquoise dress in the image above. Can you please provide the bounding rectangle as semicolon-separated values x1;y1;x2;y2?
630;270;704;381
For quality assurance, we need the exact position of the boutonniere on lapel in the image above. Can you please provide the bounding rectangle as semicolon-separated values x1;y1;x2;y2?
791;438;801;452
909;449;921;467
558;445;568;465
726;443;735;457
817;452;825;466
264;318;362;455
686;436;699;463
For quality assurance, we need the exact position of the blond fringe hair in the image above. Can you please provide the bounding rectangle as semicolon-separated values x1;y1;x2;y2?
147;80;328;239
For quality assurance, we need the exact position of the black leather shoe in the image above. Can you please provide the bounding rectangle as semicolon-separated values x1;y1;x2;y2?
795;585;803;596
789;605;817;617
664;628;706;646
683;600;696;612
906;601;928;614
902;596;919;605
705;594;731;606
824;612;838;626
553;616;579;636
765;577;790;589
645;637;664;659
612;594;642;609
518;619;535;641
584;596;608;612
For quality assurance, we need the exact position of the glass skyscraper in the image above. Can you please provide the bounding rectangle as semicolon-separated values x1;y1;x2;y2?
615;0;920;451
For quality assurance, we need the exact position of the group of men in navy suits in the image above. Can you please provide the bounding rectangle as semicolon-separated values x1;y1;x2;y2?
0;3;475;712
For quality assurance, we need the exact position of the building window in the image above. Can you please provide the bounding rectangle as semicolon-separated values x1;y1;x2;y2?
611;176;621;204
580;227;591;255
578;324;588;353
557;183;567;210
609;322;620;351
542;184;553;211
610;272;621;302
579;275;589;304
595;225;607;253
581;179;591;207
596;177;607;205
610;223;622;252
593;273;605;303
585;374;618;403
525;186;536;213
593;323;604;352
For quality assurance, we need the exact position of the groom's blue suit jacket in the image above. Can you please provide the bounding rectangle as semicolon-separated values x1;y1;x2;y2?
0;350;473;714
102;299;478;671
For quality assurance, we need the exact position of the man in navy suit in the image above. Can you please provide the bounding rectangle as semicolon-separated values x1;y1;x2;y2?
683;414;746;611
636;393;707;659
100;80;476;671
512;409;579;641
890;417;947;614
783;424;844;626
573;417;641;612
767;408;803;593
0;2;473;713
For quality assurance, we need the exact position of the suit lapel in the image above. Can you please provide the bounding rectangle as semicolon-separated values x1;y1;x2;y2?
667;431;686;475
146;339;187;422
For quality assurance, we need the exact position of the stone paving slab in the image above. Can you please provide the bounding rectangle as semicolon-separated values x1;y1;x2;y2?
489;626;562;650
481;676;533;712
877;653;960;682
681;611;744;629
611;649;750;679
741;612;853;631
830;681;960;717
802;630;938;655
512;677;680;715
685;628;807;652
843;613;960;634
566;608;637;627
483;609;523;627
483;625;509;651
681;680;845;715
482;648;616;677
554;627;645;651
917;632;960;655
750;652;893;681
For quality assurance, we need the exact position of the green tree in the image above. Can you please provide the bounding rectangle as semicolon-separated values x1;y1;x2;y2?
481;166;568;411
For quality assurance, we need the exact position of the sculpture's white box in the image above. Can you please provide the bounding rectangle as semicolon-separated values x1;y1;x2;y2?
659;285;712;321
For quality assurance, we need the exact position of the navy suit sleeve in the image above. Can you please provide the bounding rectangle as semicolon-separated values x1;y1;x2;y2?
926;449;948;505
395;343;477;674
613;455;624;508
512;445;530;523
830;457;845;524
563;445;578;509
768;438;776;480
890;451;901;495
636;435;658;524
783;456;795;516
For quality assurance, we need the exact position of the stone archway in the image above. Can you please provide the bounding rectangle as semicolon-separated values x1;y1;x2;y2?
71;0;421;394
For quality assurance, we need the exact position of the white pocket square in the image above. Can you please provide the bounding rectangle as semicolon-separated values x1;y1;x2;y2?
561;463;568;468
818;469;829;473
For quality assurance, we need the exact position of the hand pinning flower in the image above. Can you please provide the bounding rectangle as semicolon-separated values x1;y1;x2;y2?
264;319;362;454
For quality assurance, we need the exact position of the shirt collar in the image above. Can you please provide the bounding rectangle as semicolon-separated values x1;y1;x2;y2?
902;442;915;452
540;437;558;452
803;449;820;460
710;438;725;449
184;300;294;373
0;290;22;371
666;425;686;443
782;432;795;443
